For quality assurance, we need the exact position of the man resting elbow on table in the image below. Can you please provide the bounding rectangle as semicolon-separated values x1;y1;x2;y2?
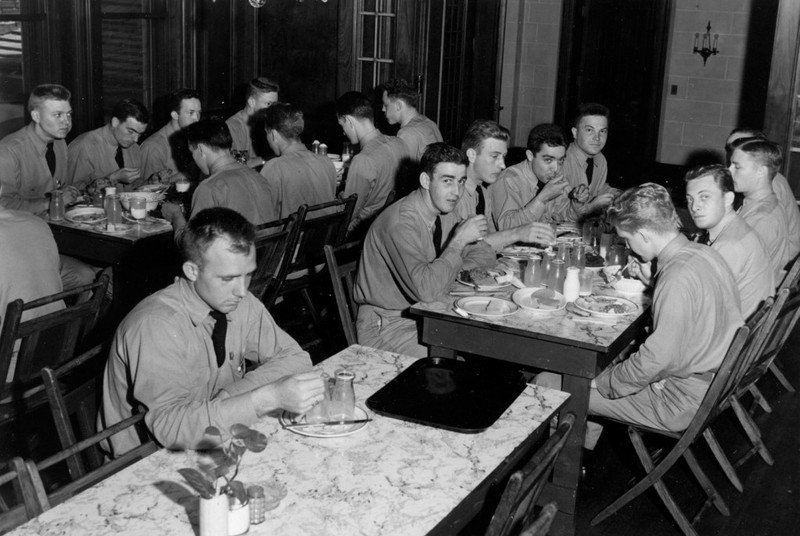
585;184;742;449
101;207;324;455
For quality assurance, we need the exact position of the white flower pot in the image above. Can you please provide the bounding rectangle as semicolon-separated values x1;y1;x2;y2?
199;494;229;536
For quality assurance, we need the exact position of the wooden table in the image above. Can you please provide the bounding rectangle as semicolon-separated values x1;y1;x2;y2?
48;216;179;316
7;345;569;536
411;282;650;536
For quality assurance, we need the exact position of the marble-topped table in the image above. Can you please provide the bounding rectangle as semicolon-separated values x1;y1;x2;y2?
8;344;569;536
410;278;651;536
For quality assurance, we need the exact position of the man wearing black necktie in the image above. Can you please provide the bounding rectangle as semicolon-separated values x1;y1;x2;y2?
66;98;149;191
102;207;322;454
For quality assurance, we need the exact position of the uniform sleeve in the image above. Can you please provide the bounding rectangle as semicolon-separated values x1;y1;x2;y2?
595;277;693;398
343;155;377;230
141;140;169;182
120;315;261;450
189;183;220;219
0;148;31;211
494;175;545;230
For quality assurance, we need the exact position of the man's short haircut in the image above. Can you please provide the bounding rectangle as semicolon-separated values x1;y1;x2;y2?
573;102;610;127
725;127;766;156
383;78;418;108
182;207;255;266
527;123;568;155
183;119;233;151
171;88;201;114
733;138;783;179
28;84;71;113
263;103;303;140
335;91;374;122
420;142;468;178
111;98;150;125
247;77;280;101
606;183;681;236
684;164;734;194
461;119;510;153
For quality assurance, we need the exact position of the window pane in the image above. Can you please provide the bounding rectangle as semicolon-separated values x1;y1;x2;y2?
360;14;375;57
0;18;23;103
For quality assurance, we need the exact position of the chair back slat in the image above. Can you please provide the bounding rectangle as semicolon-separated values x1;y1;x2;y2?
778;252;800;291
0;457;43;532
287;194;357;274
0;276;108;403
324;242;362;346
486;413;575;536
250;207;306;309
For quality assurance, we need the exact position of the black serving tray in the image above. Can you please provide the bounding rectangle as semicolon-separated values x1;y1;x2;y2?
366;357;527;433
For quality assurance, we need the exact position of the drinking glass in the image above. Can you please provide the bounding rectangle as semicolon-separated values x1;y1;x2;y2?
49;190;65;221
547;260;566;293
540;253;553;286
523;255;542;287
599;232;614;260
579;269;594;296
582;222;596;248
573;244;586;269
304;373;331;424
607;245;626;267
130;197;147;223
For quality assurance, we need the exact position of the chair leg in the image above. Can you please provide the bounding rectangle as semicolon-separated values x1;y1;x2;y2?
300;288;323;332
701;428;743;492
768;362;796;393
730;397;774;466
682;447;730;517
748;385;772;414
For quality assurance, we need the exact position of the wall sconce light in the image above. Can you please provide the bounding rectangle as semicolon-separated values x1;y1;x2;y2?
693;21;719;66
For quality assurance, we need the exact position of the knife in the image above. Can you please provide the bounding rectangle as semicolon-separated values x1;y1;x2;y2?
284;419;372;429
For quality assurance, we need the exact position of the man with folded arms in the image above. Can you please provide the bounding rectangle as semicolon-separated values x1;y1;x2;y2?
492;123;608;228
728;138;792;279
161;119;280;239
685;164;773;318
226;77;279;168
725;128;800;263
355;143;492;358
102;207;324;454
261;103;336;218
0;84;95;290
66;98;149;191
336;91;408;238
587;184;742;443
455;120;557;250
141;88;202;183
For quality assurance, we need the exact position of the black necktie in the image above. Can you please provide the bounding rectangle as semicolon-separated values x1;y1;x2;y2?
115;145;125;169
433;217;443;257
586;157;594;185
209;311;227;367
46;142;56;176
695;231;710;245
476;186;486;216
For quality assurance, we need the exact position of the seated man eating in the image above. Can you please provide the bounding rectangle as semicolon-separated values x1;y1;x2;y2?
101;207;325;454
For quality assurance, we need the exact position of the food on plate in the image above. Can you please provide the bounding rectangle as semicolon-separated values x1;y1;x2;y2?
71;213;103;222
458;268;497;287
528;288;561;309
578;296;635;314
585;252;605;267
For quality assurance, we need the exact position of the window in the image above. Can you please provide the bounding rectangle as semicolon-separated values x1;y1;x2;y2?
355;0;396;94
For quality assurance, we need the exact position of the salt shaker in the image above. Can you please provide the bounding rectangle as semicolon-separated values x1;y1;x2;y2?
247;485;266;524
329;368;355;421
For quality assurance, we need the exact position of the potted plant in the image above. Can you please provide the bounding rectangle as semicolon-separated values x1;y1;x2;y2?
179;424;268;536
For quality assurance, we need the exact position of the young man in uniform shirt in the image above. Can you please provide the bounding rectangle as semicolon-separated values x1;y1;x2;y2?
140;88;202;183
587;183;742;443
261;103;336;219
354;143;491;358
728;138;792;279
381;78;443;161
685;164;774;318
226;77;279;168
102;207;324;454
455;120;557;251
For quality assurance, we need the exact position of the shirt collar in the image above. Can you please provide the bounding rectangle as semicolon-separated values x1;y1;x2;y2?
102;124;120;148
24;122;50;153
177;277;227;327
655;234;689;274
409;189;439;229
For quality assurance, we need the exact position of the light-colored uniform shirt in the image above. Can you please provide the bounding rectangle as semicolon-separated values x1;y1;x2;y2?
191;161;280;225
453;180;498;233
711;214;774;318
490;161;577;229
344;130;407;233
226;109;253;157
102;277;312;454
1;208;64;382
772;172;800;260
738;189;790;279
594;235;742;431
397;115;443;162
140;122;179;182
260;143;336;219
562;142;614;198
66;125;142;190
0;123;68;213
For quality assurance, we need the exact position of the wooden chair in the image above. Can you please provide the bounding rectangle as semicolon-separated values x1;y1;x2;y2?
40;343;108;481
0;457;40;533
763;254;800;393
23;411;158;516
277;195;357;347
485;413;575;536
323;242;362;347
519;502;558;536
250;208;306;310
591;302;773;536
0;275;109;423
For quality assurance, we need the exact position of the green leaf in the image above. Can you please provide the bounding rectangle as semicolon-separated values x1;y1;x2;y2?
227;480;247;505
178;468;216;499
205;426;222;437
244;430;267;453
230;424;250;438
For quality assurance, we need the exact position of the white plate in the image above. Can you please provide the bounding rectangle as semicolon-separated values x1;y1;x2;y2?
454;296;519;317
65;207;106;224
122;213;169;225
501;245;545;257
281;405;370;438
91;222;133;234
574;295;638;318
138;184;168;193
512;287;566;314
455;275;512;291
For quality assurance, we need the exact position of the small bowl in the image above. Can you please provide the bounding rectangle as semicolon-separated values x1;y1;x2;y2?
613;277;646;295
119;191;163;212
